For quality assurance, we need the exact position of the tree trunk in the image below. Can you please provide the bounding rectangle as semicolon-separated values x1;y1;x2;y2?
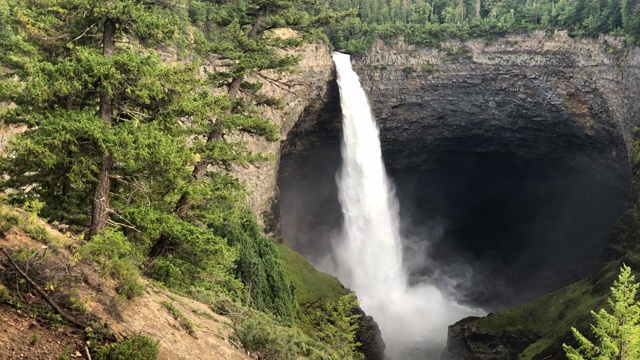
89;16;116;239
431;1;434;21
147;9;268;262
175;10;265;212
476;0;481;18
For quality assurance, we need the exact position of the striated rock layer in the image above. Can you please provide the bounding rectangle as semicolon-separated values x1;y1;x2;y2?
354;31;639;171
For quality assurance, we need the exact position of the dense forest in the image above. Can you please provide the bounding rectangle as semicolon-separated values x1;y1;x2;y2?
322;0;640;52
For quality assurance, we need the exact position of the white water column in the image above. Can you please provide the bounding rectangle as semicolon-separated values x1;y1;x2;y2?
332;52;482;357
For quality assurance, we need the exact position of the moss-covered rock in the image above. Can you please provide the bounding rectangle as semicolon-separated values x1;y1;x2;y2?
276;244;386;359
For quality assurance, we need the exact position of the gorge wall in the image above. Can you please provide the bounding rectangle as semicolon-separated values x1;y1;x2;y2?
349;31;640;309
230;41;335;234
276;31;640;357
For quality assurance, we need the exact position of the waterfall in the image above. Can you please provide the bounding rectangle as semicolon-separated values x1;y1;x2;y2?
331;52;482;357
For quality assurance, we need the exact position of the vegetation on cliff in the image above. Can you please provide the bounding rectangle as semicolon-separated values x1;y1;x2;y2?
322;0;640;53
446;134;640;359
564;265;640;360
0;0;365;358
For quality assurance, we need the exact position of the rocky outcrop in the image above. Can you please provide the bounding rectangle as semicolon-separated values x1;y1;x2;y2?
231;42;335;236
353;307;386;360
353;31;640;172
442;317;541;360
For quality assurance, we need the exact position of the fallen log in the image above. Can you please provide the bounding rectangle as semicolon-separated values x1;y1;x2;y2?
0;247;84;328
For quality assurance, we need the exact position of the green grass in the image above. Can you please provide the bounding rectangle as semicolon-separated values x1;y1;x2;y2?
473;261;623;359
161;301;197;336
276;245;346;306
95;334;159;360
192;308;216;320
0;205;61;247
421;64;436;73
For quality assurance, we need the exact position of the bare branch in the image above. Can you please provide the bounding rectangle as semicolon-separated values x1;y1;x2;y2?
68;23;98;45
256;73;296;94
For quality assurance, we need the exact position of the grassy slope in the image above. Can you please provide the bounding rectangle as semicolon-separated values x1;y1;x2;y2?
276;244;346;307
473;260;623;359
276;244;351;337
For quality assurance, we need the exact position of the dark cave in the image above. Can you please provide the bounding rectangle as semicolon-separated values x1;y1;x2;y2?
277;78;631;311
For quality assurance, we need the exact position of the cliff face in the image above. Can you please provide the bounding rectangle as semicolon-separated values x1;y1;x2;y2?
230;42;335;235
353;31;639;171
276;32;640;359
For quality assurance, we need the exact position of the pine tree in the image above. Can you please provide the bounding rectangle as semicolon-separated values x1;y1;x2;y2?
0;0;248;294
0;0;186;233
563;265;640;360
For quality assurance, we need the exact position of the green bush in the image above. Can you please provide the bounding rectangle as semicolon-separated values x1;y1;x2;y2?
81;228;145;299
402;66;415;75
233;301;363;360
233;311;310;360
0;209;19;233
0;206;59;245
218;208;297;325
95;334;159;360
421;64;436;73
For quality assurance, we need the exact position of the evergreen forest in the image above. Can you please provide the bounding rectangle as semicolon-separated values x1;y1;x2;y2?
322;0;640;53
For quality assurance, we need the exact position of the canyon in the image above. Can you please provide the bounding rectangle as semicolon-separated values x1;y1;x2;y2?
255;30;640;358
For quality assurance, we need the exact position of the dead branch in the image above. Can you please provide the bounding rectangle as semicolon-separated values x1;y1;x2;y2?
211;331;243;350
256;73;296;94
0;247;85;328
68;23;98;45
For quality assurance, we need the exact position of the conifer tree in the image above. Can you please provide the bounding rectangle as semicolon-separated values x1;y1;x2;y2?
0;0;247;294
0;0;188;236
148;0;347;254
563;265;640;360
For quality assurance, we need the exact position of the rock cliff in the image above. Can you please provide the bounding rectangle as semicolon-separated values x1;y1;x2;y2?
230;42;335;236
347;32;640;359
354;31;639;171
275;31;640;359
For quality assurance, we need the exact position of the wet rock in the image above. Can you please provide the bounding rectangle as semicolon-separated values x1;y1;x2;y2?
442;316;540;360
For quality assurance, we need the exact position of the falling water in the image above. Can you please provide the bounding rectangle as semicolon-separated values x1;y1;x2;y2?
331;52;482;358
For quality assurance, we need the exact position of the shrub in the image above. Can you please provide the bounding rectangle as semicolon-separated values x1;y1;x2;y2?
95;334;159;360
233;311;309;360
81;228;145;299
402;66;415;75
421;64;436;73
218;207;296;325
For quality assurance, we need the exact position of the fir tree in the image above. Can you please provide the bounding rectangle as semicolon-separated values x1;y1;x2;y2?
563;265;640;360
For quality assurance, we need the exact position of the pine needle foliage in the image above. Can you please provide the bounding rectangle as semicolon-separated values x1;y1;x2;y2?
0;0;346;327
563;265;640;360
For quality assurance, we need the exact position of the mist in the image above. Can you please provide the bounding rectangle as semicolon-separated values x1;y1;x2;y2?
324;53;484;358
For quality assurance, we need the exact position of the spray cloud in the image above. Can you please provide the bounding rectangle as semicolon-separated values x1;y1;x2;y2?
330;53;483;357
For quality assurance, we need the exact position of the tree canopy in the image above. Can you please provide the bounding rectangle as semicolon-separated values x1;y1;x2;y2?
0;0;347;326
322;0;640;53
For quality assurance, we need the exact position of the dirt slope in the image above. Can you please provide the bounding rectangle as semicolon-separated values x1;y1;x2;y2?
0;212;252;360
